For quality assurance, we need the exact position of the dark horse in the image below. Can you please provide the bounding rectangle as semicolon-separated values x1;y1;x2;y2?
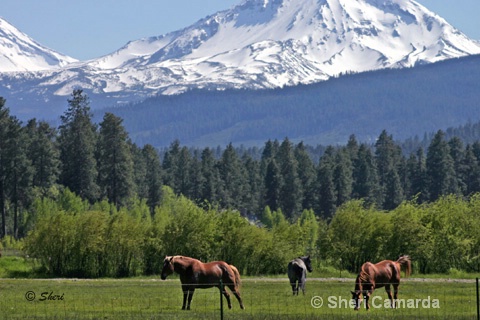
351;255;411;310
160;255;245;310
288;255;313;295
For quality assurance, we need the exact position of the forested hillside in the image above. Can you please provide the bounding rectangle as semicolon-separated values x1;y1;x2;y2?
2;89;480;276
97;54;480;148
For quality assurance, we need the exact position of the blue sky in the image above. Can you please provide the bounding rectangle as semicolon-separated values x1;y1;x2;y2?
1;0;479;60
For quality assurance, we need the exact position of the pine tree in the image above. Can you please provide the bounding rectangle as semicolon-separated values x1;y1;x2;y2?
426;130;458;201
448;137;466;194
97;112;135;208
0;99;33;238
6;119;33;238
277;138;301;220
58;90;99;202
295;142;316;210
141;144;163;214
352;144;380;207
0;97;11;237
242;153;262;216
200;147;219;206
263;159;281;212
217;143;245;209
334;148;353;207
375;130;403;209
162;140;181;193
315;146;337;219
25;119;60;196
463;144;480;195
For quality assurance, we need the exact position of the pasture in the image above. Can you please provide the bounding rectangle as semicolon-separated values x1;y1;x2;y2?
0;277;477;319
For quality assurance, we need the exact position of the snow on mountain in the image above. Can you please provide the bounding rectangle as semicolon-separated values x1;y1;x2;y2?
1;0;480;113
0;18;78;72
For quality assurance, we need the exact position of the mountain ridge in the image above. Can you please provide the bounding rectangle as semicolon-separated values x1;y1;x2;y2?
95;54;480;148
0;17;77;72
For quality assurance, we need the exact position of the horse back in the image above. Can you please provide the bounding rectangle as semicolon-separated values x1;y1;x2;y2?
371;260;401;288
288;259;306;281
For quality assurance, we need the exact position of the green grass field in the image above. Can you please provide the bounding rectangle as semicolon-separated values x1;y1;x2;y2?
0;277;478;319
0;253;478;319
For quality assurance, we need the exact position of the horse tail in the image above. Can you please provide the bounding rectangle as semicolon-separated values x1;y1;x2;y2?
229;264;242;290
397;255;411;277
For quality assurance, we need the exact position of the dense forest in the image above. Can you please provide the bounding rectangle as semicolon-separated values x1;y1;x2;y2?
1;90;480;276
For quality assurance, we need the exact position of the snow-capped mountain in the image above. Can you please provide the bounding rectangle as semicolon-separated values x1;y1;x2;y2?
0;18;77;72
1;0;480;120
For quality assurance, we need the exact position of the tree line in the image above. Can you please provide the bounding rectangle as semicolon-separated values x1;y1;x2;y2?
2;90;480;238
2;90;480;276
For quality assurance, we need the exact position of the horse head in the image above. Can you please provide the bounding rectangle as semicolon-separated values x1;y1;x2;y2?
350;290;364;311
161;256;175;280
302;255;313;273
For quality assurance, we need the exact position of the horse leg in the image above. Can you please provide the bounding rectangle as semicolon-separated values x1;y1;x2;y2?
227;284;245;309
181;287;188;310
393;284;399;308
186;288;195;310
300;279;306;295
301;272;307;295
221;286;233;309
365;294;370;310
385;284;394;308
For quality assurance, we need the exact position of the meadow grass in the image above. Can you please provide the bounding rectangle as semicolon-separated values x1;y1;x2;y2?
0;277;477;319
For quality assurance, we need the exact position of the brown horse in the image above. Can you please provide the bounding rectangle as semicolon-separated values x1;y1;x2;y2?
351;255;411;311
160;255;245;310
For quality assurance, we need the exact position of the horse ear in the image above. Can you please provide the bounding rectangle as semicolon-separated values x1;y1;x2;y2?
351;291;355;295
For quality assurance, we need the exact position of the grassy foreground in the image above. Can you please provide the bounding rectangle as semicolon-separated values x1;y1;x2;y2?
0;277;478;319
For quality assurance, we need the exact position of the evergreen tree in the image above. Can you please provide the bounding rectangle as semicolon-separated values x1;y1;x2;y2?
97;112;135;208
242;153;262;216
334;148;353;207
0;98;11;237
176;146;192;196
141;144;163;214
0;99;33;237
352;144;380;207
294;142;316;210
199;147;219;206
462;144;480;195
277;138;301;220
383;168;404;210
8;119;33;238
162;140;181;190
188;150;203;203
25;120;60;196
448;137;467;194
58;90;99;202
263;159;281;212
426;130;458;201
375;130;403;209
260;139;279;176
217;143;245;209
315;146;337;219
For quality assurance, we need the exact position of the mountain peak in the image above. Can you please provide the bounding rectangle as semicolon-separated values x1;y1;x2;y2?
0;17;77;72
1;0;480;120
